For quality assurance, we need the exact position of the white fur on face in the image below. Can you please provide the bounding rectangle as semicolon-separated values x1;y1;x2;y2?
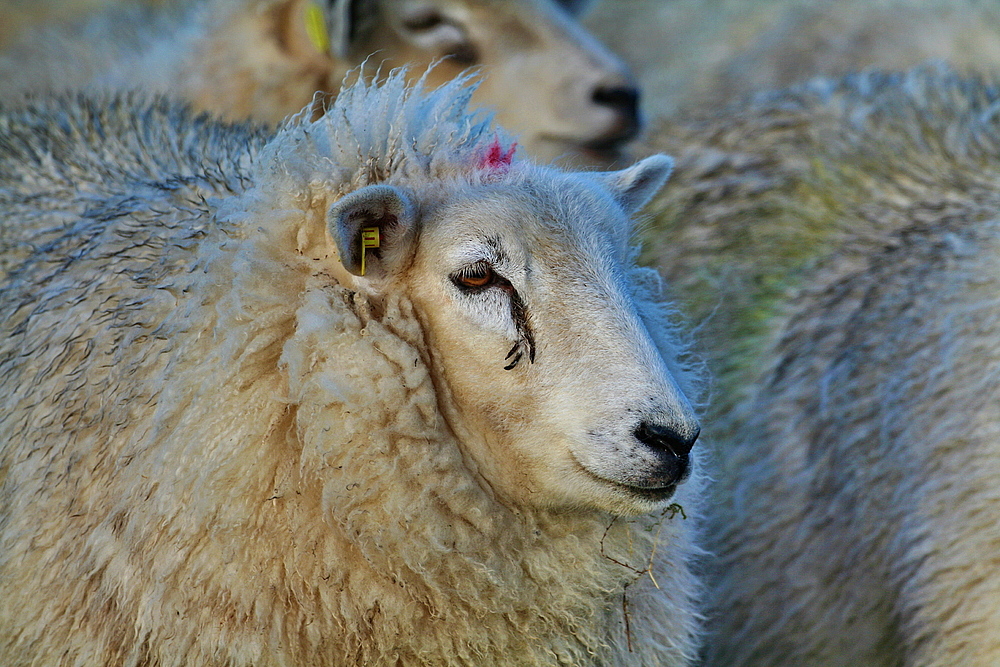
406;169;698;515
442;236;525;343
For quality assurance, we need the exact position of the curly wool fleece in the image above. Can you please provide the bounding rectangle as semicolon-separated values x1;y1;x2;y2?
0;72;703;666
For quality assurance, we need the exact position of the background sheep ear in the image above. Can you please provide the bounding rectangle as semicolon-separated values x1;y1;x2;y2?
596;154;674;215
328;185;418;278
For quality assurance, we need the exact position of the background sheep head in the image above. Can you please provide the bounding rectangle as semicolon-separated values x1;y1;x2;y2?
0;0;641;166
335;0;641;164
323;151;699;515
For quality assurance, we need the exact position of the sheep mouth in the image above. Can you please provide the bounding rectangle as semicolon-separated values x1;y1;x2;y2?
572;456;681;502
579;130;639;154
538;134;632;165
617;481;679;503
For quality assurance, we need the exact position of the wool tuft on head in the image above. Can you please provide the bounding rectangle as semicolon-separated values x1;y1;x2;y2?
480;136;517;172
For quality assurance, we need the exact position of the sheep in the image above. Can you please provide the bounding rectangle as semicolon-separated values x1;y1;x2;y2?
636;64;997;432
0;72;704;667
635;65;1000;664
0;0;640;167
586;0;1000;117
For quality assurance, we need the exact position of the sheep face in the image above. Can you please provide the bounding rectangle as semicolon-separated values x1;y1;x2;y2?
328;156;698;515
1;0;638;166
344;0;641;165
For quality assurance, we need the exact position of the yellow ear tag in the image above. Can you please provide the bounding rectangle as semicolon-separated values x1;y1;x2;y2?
360;227;380;276
304;2;330;54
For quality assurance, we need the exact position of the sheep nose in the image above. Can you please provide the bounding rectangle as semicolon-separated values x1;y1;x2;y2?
633;421;699;459
590;83;642;144
593;84;640;119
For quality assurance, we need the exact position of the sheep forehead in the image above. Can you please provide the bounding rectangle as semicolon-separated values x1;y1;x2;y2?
420;180;625;279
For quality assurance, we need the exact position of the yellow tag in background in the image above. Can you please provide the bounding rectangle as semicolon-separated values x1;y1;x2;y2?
304;2;330;54
360;227;380;276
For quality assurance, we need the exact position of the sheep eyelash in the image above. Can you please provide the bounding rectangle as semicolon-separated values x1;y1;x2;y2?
504;290;536;370
451;261;495;289
504;341;531;370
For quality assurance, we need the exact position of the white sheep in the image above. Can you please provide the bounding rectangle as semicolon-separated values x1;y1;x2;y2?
0;73;703;666
637;65;1000;666
0;0;640;166
587;0;1000;116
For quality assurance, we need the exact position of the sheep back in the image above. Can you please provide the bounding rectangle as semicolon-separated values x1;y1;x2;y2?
639;64;1000;665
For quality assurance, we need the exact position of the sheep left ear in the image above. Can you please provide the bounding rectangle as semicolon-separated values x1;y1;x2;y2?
595;154;674;215
327;184;418;279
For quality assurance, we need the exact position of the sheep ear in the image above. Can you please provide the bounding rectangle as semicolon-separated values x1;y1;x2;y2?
328;185;418;278
595;154;674;215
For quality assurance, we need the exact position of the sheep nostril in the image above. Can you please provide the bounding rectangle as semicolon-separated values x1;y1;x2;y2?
592;85;640;120
633;421;699;459
587;84;642;147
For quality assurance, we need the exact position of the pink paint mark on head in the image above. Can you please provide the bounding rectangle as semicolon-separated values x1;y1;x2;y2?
479;137;517;172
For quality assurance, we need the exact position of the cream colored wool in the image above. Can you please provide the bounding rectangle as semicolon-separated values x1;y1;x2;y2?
635;66;1000;665
0;73;703;666
587;0;1000;117
704;215;1000;666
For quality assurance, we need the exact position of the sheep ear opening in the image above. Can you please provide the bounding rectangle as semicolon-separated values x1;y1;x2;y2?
327;184;417;278
597;154;674;215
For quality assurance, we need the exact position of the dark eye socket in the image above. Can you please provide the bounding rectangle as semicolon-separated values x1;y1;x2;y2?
451;262;499;291
401;9;445;32
400;9;479;66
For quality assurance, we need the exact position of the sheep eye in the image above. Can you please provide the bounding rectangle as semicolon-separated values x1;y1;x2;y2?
402;9;445;32
452;263;496;291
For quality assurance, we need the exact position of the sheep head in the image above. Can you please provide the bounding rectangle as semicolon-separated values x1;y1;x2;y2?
326;154;699;516
293;0;640;165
